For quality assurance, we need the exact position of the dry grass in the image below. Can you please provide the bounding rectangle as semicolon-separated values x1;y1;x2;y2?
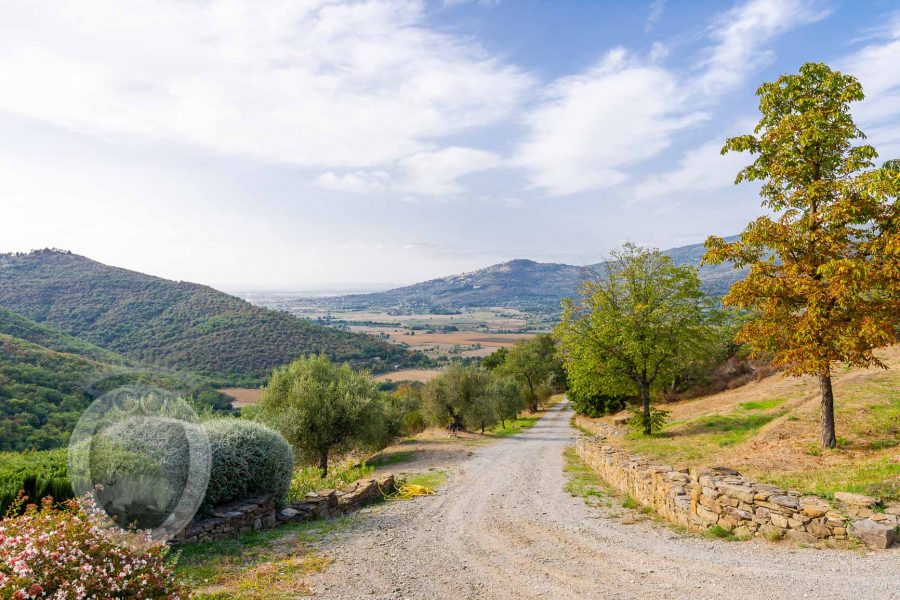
374;368;441;383
218;387;263;407
588;346;900;500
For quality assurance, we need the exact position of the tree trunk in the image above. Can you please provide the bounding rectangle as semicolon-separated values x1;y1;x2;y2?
639;383;651;436
481;421;485;434
819;373;837;449
318;448;329;478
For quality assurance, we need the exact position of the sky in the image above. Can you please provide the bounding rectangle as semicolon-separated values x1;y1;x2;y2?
2;0;899;291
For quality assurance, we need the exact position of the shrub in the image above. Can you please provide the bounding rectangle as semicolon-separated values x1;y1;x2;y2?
204;419;294;508
627;406;670;435
0;496;186;599
0;450;72;516
568;389;628;418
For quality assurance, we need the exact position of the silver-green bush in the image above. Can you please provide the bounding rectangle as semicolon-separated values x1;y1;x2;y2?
204;419;294;507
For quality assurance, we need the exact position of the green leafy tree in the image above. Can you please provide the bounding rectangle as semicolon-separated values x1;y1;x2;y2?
556;243;725;434
422;363;493;432
256;355;384;476
489;376;526;428
705;63;899;448
499;333;563;412
481;346;508;370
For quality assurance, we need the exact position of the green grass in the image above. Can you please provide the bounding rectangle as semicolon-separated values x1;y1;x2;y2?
287;462;374;502
402;469;447;490
368;450;417;467
177;517;351;598
755;456;900;502
487;415;541;438
621;496;639;510
621;411;785;464
705;524;738;540
562;447;607;504
0;449;72;514
738;398;786;411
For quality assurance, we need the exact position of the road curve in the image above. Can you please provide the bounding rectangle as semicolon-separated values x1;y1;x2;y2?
309;402;900;600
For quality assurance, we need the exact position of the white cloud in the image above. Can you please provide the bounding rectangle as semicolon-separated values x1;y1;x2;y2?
694;0;828;97
514;49;706;196
315;171;390;194
839;13;900;159
630;136;750;203
0;0;532;169
645;0;666;33
397;147;503;196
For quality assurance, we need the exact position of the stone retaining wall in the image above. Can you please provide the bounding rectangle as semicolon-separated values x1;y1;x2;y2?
575;432;898;549
173;474;396;543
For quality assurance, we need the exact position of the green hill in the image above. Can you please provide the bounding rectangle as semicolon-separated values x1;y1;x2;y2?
0;250;426;383
0;309;234;451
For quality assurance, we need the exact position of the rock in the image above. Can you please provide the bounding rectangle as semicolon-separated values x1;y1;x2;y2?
722;506;753;521
710;466;741;476
800;497;830;518
279;507;299;519
759;523;785;540
696;505;719;524
769;495;801;509
770;513;789;529
834;492;879;508
848;518;897;549
784;529;817;545
718;483;755;503
807;519;831;539
885;504;900;516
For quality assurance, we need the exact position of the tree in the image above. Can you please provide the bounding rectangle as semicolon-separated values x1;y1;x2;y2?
489;376;526;428
705;63;899;449
556;243;724;434
481;346;508;370
422;363;494;432
256;355;384;476
499;333;563;412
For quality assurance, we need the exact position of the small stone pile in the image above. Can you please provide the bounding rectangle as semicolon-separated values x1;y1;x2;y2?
173;474;396;543
576;435;898;549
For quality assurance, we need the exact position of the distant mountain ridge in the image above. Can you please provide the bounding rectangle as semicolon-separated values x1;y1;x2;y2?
326;236;743;310
0;250;425;382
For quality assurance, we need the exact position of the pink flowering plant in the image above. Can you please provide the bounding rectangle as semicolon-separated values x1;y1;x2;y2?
0;494;187;599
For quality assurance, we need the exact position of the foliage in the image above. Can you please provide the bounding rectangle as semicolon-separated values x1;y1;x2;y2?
0;450;71;516
421;363;495;432
0;309;234;452
567;388;628;418
481;347;508;370
0;250;427;383
381;384;426;438
489;376;526;428
627;406;670;435
704;62;900;448
497;333;565;412
287;462;374;503
204;419;294;508
257;355;385;476
0;496;186;599
556;243;727;434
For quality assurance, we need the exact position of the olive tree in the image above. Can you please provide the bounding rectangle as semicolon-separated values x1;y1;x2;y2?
257;354;384;476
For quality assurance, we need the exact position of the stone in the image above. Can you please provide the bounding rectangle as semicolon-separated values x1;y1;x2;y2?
710;466;741;476
696;505;719;523
722;506;753;521
786;518;805;529
784;529;817;545
279;507;299;519
701;486;719;498
759;523;785;540
885;504;900;516
770;513;789;529
800;497;830;518
769;495;801;509
807;519;831;539
848;518;897;549
834;492;879;508
718;483;756;503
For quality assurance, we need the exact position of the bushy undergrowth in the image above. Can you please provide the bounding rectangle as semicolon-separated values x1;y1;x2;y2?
0;496;186;599
288;462;374;502
627;406;671;435
568;389;628;418
0;450;71;515
205;419;294;507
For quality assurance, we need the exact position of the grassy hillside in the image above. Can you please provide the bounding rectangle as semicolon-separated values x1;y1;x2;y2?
0;309;234;450
585;346;900;501
0;250;426;382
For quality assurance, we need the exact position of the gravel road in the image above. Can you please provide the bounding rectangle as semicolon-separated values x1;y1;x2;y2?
309;402;900;599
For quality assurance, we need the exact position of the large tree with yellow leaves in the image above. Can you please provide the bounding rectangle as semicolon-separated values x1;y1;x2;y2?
705;63;899;448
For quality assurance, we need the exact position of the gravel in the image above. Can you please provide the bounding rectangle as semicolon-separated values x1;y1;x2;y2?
308;402;900;599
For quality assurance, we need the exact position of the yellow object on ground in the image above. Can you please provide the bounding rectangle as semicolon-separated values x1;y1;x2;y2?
382;482;435;500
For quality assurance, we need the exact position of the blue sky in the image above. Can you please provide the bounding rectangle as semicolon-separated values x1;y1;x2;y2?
2;0;899;290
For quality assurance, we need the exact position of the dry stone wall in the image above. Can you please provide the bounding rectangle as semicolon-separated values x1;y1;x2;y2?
173;474;395;543
575;432;898;549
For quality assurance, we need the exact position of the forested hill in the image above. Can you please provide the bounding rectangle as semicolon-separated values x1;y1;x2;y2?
0;250;423;382
329;236;744;310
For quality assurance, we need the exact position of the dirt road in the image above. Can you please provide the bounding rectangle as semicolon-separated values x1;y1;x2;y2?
309;402;900;599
